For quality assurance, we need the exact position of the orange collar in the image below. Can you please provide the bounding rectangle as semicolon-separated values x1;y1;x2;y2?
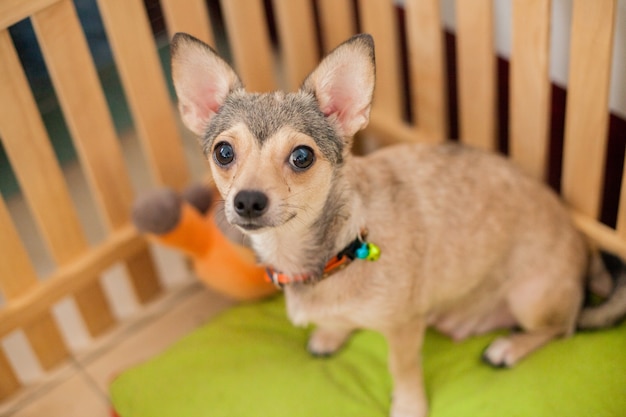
264;232;381;287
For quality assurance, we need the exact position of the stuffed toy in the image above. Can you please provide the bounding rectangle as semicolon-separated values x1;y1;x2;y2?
132;184;277;300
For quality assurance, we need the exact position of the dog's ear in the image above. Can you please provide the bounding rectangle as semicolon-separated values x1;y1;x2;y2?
171;33;242;136
301;34;375;139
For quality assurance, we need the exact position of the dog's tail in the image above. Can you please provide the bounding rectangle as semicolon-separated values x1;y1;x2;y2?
577;250;626;329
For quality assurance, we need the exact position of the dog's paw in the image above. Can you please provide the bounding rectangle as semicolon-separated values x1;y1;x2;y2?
390;397;428;417
482;337;518;368
307;328;352;357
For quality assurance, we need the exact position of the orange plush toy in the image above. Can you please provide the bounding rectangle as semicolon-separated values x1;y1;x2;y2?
132;184;277;300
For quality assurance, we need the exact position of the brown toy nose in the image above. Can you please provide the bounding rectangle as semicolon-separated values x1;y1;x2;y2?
233;190;268;218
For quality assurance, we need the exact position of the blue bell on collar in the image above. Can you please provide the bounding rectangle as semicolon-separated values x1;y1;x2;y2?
355;242;369;259
355;242;381;261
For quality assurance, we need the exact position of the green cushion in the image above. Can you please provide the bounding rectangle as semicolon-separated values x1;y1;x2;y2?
110;295;626;417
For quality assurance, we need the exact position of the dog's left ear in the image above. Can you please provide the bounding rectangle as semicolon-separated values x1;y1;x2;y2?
301;34;375;139
171;33;242;136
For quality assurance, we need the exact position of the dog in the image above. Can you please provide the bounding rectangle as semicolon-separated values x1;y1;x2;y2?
170;33;626;417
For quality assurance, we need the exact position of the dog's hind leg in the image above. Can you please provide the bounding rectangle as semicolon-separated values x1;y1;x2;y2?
482;273;583;368
482;327;565;367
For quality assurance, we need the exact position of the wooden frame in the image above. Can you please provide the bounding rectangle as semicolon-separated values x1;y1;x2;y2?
0;0;623;402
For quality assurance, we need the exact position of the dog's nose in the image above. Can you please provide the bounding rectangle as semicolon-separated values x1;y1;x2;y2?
233;190;269;218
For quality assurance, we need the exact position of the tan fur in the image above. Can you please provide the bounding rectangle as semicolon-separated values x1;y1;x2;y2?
171;33;620;417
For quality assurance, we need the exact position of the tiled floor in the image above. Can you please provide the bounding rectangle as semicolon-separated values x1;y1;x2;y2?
0;283;235;417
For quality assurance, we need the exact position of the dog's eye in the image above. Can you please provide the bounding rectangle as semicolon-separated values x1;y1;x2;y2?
289;146;315;171
214;142;235;166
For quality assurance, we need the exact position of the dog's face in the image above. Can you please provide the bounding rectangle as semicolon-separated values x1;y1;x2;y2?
171;33;375;234
203;92;339;232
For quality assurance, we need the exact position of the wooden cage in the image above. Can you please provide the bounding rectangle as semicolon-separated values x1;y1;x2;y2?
0;0;624;402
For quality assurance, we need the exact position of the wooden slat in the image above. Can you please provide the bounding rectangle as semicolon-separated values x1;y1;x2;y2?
272;0;319;91
317;0;356;53
32;0;134;230
358;0;403;122
368;110;435;146
0;197;68;370
0;197;41;301
160;0;214;46
73;284;117;336
0;30;88;264
220;0;277;92
0;0;61;30
404;0;448;141
509;0;552;181
123;249;161;304
0;225;146;338
32;0;162;303
561;0;616;218
0;29;114;337
0;351;21;401
572;211;626;261
456;0;497;151
22;316;68;370
96;0;190;190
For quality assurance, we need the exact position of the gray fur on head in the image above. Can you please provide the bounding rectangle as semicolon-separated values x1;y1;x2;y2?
202;90;344;165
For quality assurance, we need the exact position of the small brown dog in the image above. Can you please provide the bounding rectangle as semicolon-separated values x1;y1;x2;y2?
171;33;625;417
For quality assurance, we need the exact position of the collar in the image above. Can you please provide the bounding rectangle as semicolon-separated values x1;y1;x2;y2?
264;230;381;287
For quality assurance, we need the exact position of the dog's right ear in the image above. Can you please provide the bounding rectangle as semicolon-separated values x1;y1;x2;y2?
171;33;242;136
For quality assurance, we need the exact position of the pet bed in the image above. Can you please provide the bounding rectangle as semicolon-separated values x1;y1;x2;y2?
110;294;625;417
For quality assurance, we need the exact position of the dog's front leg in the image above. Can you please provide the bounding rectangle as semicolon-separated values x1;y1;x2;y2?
385;322;428;417
307;325;354;357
